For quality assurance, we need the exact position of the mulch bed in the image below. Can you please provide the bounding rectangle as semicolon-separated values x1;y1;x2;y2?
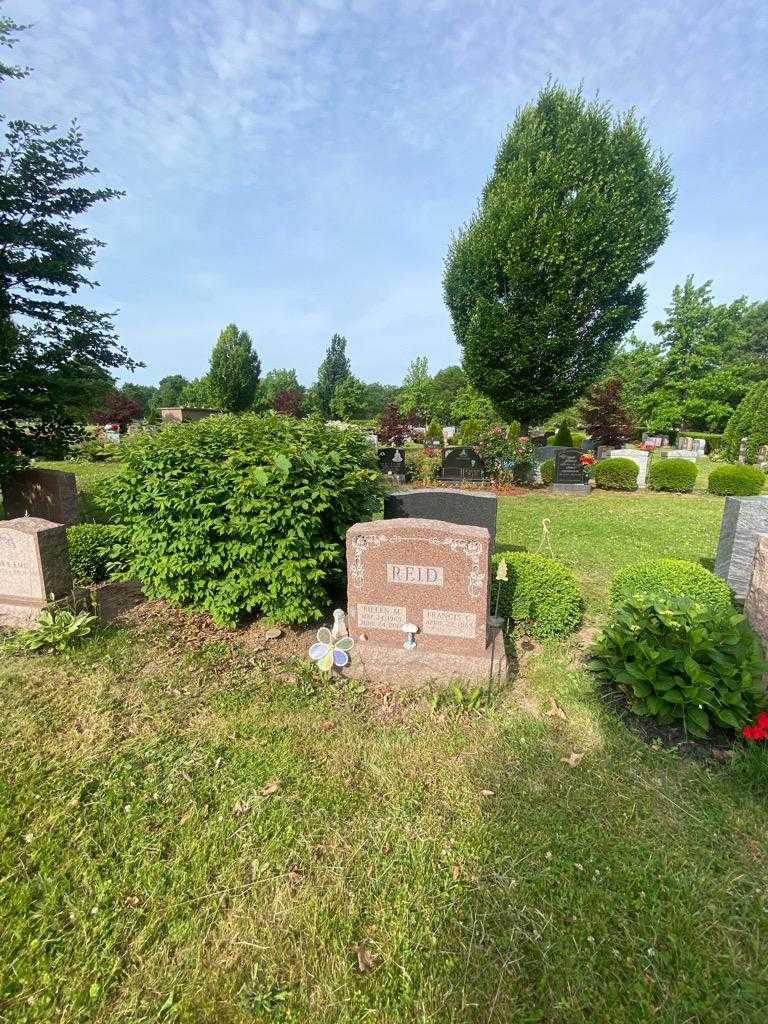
124;599;318;659
405;481;534;496
600;683;737;764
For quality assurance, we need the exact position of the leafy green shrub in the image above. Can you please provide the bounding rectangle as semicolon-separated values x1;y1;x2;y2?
708;464;765;496
406;447;441;483
553;421;573;446
593;457;638;490
102;414;380;626
458;419;485;445
508;419;521;439
540;458;555;485
570;431;586;447
491;551;582;639
647;457;697;493
723;381;768;461
611;558;733;613
5;608;97;655
589;592;766;736
679;432;723;454
69;437;123;462
425;419;443;444
67;523;126;585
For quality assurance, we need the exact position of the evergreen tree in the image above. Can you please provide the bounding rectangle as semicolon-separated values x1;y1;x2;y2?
208;324;260;412
315;334;351;418
0;13;135;479
444;83;674;429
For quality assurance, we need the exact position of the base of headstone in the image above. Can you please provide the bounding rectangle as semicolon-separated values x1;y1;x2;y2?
86;579;144;623
342;625;508;687
381;474;406;485
549;483;590;497
0;590;87;629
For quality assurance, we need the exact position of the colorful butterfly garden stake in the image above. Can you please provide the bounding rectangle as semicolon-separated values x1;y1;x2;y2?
308;627;354;672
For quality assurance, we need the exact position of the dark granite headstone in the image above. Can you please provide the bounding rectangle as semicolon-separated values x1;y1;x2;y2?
2;468;79;525
580;438;598;452
534;445;577;464
439;447;485;482
384;488;497;551
550;449;589;496
378;448;406;478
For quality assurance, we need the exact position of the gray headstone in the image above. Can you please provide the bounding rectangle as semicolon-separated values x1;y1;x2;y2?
384;488;497;551
2;468;79;525
550;448;589;495
534;445;577;464
580;439;598;452
714;496;768;601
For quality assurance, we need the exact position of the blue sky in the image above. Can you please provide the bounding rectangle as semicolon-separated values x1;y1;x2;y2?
4;0;768;388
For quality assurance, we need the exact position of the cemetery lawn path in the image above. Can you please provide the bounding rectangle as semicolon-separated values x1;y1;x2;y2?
2;462;766;1023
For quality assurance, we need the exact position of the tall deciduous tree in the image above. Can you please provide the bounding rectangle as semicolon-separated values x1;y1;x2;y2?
208;323;260;412
315;333;351;418
259;368;302;409
397;356;436;422
330;375;367;420
0;12;135;479
443;83;675;430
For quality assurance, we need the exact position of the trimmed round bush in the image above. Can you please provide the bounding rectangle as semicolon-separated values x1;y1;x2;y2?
491;551;582;639
539;458;555;485
553;421;573;446
647;457;697;493
708;464;765;496
590;592;766;737
593;457;638;491
103;414;380;626
66;523;126;585
611;558;733;612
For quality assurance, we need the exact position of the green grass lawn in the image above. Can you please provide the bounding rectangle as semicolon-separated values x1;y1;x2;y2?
2;462;767;1023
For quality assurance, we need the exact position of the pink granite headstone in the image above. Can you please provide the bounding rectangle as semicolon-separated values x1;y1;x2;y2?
345;518;504;686
0;517;73;627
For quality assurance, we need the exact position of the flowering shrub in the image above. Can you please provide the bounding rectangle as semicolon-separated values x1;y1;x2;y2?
477;426;535;484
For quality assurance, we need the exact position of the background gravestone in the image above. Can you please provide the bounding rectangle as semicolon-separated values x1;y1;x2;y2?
2;468;79;525
609;448;650;488
439;447;484;482
745;533;768;657
377;447;406;480
0;517;73;627
550;449;589;496
714;495;768;600
580;439;598;452
384;488;497;551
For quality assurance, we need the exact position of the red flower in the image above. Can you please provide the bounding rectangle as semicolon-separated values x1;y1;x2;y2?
743;711;768;740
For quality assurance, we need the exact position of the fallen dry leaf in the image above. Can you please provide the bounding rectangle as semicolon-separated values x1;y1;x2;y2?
561;751;584;768
480;789;495;797
232;799;251;817
355;944;374;973
452;865;461;880
178;805;194;826
321;720;335;732
712;748;735;763
260;781;281;797
264;627;283;640
546;697;568;721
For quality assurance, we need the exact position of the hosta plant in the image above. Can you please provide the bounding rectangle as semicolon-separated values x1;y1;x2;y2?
589;591;767;737
8;608;97;655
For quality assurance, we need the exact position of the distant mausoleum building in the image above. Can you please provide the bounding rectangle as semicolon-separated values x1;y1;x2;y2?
160;407;219;423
